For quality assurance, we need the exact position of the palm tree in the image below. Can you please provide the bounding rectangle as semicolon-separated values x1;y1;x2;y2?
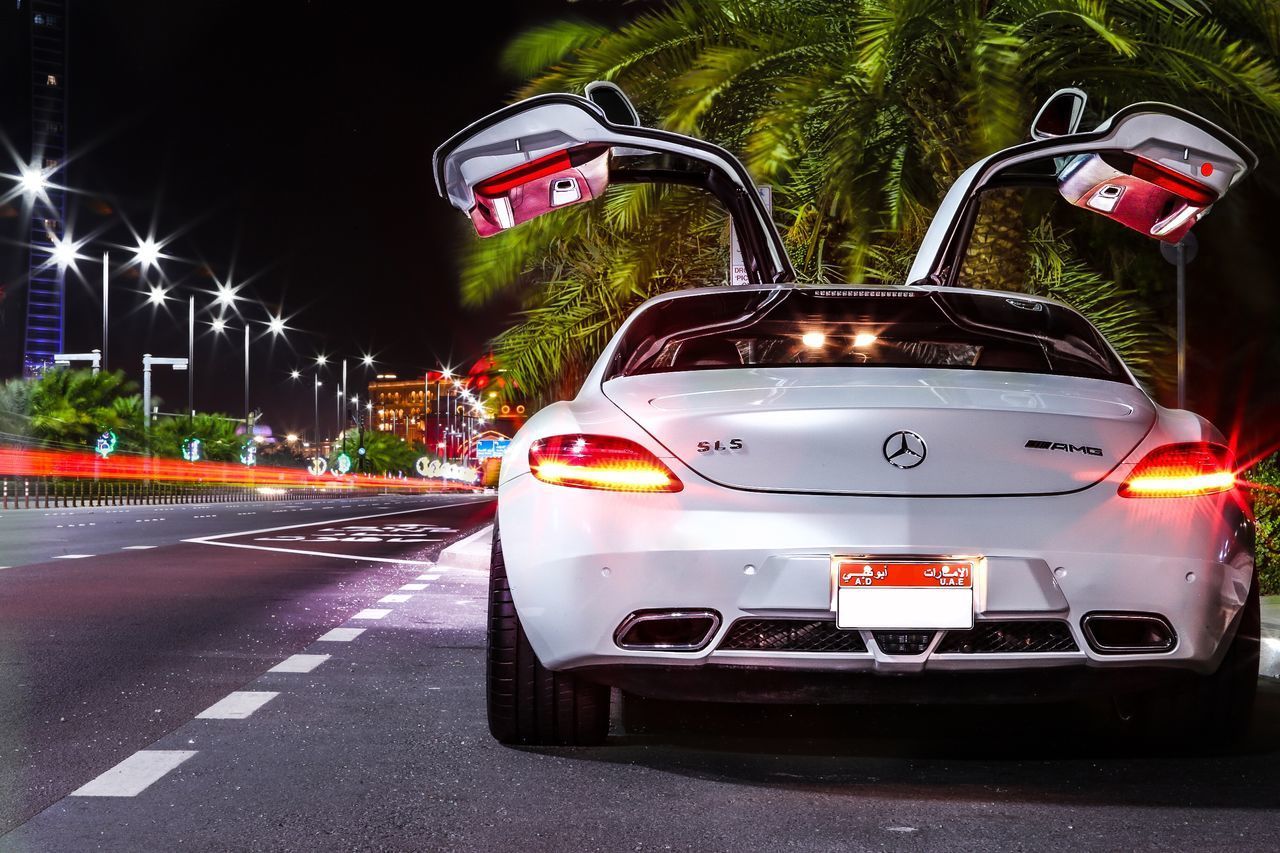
150;413;242;462
330;429;422;476
463;0;1280;396
23;368;140;450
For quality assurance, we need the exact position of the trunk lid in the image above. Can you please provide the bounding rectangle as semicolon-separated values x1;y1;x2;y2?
602;368;1153;496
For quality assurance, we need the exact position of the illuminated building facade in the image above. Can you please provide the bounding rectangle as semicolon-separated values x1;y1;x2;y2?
368;374;431;444
368;356;530;461
21;0;69;375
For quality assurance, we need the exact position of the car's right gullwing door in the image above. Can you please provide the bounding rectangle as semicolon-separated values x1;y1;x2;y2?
908;98;1258;286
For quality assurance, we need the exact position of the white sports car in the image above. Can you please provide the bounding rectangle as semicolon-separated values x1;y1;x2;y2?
436;85;1260;746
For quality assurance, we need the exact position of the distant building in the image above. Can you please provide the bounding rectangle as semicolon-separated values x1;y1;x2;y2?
368;374;431;444
368;356;530;461
19;1;69;375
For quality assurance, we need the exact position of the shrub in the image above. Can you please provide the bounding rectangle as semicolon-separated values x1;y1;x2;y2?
1247;453;1280;596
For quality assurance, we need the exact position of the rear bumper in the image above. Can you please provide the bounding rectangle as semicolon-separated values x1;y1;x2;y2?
498;472;1254;680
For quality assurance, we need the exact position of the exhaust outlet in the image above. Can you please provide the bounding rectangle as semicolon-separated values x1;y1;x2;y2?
615;610;721;652
1082;612;1177;654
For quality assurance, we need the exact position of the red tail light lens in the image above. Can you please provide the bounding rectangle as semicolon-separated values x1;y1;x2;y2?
474;143;610;196
529;435;683;493
1118;442;1236;498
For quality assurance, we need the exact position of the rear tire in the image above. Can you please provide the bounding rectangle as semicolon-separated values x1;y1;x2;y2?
1131;572;1259;748
1198;571;1261;736
486;523;610;746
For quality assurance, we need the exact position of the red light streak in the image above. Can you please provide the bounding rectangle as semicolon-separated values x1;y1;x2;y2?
0;448;475;493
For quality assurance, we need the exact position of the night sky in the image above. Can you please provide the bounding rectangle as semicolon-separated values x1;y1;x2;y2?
0;0;601;435
1;2;1278;452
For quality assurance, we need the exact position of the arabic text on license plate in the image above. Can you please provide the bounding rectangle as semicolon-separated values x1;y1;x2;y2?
834;559;974;630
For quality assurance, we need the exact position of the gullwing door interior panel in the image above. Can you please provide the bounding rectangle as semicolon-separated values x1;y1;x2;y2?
908;102;1258;286
433;89;794;285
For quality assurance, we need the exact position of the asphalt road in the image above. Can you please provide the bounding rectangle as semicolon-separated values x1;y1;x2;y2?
0;494;495;836
0;492;471;569
1;496;1277;851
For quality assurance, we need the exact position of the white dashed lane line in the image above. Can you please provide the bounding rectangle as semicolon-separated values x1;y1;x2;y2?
268;654;330;673
378;594;412;604
399;583;427;591
121;545;157;550
317;627;365;642
416;573;442;581
351;608;391;620
70;750;197;797
196;691;279;720
54;554;95;560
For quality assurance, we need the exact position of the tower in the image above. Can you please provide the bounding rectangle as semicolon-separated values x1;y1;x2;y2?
21;0;68;375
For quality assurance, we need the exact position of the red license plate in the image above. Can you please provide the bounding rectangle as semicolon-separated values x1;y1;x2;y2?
836;560;973;589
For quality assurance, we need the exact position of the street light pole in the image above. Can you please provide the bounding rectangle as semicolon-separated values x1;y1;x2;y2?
313;378;321;448
1176;240;1187;410
243;324;251;435
101;251;109;372
187;296;195;427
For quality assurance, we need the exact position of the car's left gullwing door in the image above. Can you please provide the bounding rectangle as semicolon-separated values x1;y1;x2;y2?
433;85;795;285
907;95;1258;286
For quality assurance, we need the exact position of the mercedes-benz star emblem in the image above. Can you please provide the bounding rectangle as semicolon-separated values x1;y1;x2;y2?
883;430;927;469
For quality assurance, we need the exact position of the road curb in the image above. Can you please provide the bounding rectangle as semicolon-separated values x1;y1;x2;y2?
435;524;493;572
1263;595;1279;638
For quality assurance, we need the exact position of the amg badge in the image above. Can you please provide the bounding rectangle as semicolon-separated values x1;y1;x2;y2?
1025;439;1104;456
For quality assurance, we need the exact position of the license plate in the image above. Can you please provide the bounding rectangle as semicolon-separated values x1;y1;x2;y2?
833;559;975;630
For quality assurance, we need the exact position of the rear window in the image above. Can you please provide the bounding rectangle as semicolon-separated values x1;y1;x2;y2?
604;288;1128;383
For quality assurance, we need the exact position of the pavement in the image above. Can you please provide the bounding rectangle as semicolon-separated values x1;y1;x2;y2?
433;523;493;572
0;509;1277;850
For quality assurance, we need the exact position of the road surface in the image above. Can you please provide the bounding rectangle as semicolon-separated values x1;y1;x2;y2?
0;494;1276;851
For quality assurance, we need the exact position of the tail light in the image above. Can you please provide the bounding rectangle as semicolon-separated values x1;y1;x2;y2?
529;434;683;493
1118;442;1236;498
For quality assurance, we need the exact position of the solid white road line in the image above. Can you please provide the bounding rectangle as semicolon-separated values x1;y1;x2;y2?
70;750;197;797
379;594;412;604
317;627;365;642
352;608;391;620
400;583;427;590
196;691;279;720
268;654;330;673
121;545;158;550
54;554;95;559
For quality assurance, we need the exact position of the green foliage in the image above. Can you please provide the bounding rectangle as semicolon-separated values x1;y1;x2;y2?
466;0;1280;398
1024;220;1168;384
0;377;33;441
330;429;423;476
1247;453;1280;596
15;369;140;450
149;413;242;463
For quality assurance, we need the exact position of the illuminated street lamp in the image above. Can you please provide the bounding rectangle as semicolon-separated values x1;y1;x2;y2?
134;236;161;270
18;164;49;196
213;280;243;311
146;284;169;306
